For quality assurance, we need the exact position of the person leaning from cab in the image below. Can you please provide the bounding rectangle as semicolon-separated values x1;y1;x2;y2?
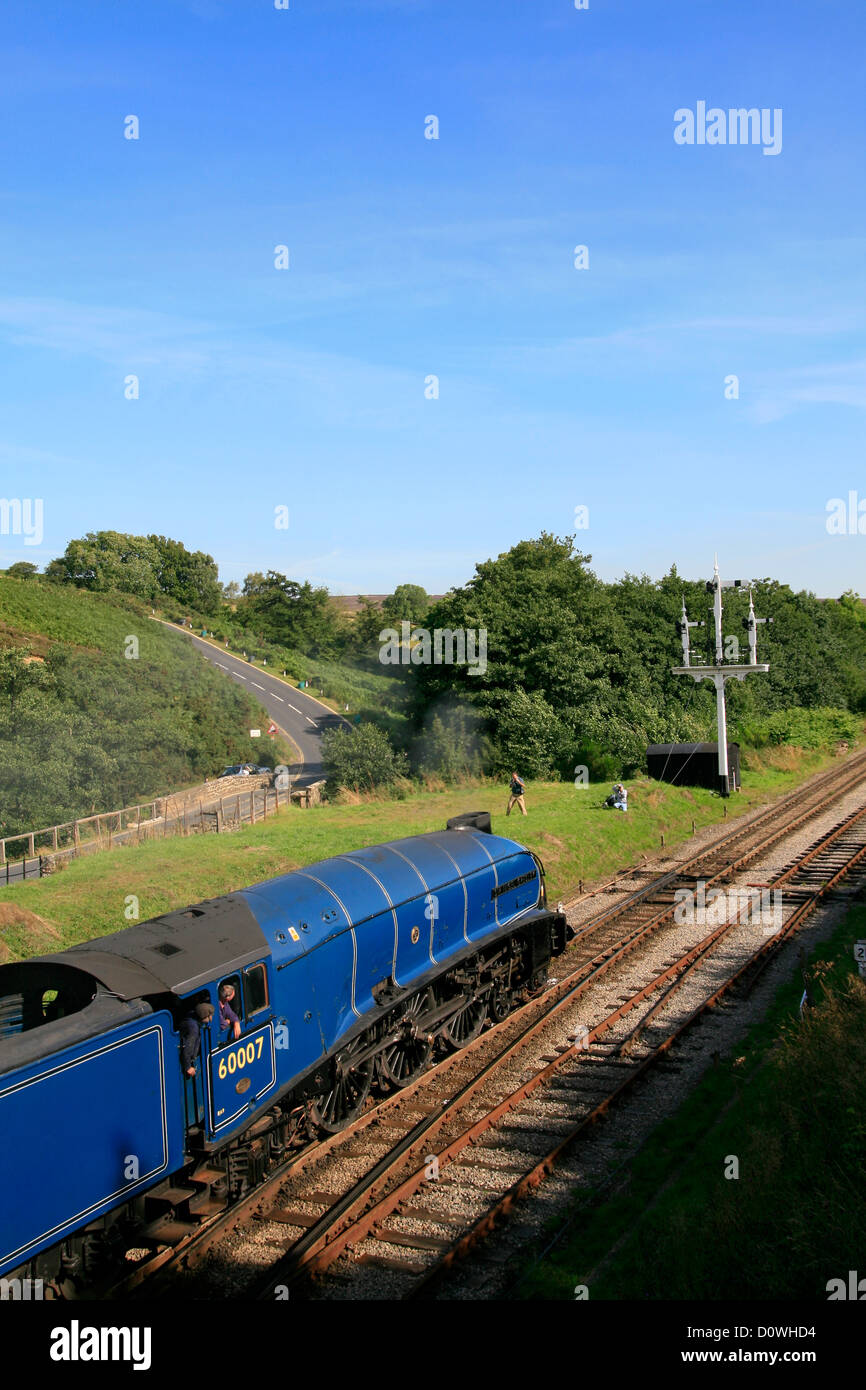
180;1000;214;1077
219;982;242;1041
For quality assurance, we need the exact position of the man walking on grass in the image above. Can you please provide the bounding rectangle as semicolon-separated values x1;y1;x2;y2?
506;770;527;816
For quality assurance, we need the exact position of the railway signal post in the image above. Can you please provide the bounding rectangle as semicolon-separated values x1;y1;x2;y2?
672;556;770;797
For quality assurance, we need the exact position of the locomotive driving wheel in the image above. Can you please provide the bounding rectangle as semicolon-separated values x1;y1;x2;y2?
377;989;435;1088
488;981;513;1024
440;992;487;1051
308;1033;374;1133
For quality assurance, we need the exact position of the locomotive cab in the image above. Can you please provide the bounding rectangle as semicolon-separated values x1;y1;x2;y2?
178;959;278;1148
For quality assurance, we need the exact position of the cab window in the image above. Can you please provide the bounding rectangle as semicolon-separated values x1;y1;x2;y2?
243;964;268;1016
217;975;242;1033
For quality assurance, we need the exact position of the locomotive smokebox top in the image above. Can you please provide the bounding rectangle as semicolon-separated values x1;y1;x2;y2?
446;811;492;834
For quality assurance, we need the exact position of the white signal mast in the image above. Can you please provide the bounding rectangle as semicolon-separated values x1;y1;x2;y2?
672;556;770;797
676;595;704;668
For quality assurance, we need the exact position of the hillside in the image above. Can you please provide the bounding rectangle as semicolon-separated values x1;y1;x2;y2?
0;576;277;838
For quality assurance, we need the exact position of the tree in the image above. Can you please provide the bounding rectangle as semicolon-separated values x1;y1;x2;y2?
148;535;221;612
0;644;46;719
321;724;409;794
44;531;221;610
342;595;389;663
382;584;430;626
488;689;565;778
48;531;161;598
4;561;38;580
237;571;342;653
409;533;613;777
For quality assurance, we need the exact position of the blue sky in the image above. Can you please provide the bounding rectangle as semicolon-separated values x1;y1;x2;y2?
0;0;864;597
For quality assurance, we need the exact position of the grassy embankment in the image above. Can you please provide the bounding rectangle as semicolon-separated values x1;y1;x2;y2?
0;578;298;818
0;740;853;964
512;901;866;1302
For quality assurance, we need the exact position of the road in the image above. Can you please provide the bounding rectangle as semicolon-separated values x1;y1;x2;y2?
163;624;350;787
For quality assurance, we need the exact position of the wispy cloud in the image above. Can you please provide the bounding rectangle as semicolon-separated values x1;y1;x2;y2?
749;359;866;423
0;298;216;370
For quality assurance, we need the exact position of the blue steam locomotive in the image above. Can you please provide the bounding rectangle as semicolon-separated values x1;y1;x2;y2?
0;813;567;1291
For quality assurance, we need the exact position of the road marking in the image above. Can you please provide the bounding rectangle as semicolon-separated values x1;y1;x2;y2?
287;704;302;713
305;716;318;726
216;662;229;670
252;682;265;690
272;695;284;702
234;673;247;681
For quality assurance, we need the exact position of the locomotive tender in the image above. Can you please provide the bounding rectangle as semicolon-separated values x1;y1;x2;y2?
0;813;568;1290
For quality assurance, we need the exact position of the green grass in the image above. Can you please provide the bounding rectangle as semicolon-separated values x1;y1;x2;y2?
512;902;866;1302
0;742;848;963
1;576;158;655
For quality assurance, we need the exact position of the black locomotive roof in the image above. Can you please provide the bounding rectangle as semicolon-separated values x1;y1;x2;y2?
31;893;268;1001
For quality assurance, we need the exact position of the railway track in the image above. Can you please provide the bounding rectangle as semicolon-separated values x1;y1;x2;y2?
101;749;866;1301
246;796;866;1299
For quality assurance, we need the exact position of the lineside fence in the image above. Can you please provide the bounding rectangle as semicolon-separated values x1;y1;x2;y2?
0;776;326;881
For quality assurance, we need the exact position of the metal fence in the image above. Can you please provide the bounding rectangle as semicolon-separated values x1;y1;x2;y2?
1;857;41;886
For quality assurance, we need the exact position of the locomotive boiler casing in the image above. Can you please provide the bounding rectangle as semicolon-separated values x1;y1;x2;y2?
0;822;564;1283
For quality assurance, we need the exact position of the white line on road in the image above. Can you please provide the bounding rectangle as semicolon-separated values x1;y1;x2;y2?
252;682;265;690
272;695;284;702
216;663;229;670
287;704;302;713
234;673;247;681
305;716;318;726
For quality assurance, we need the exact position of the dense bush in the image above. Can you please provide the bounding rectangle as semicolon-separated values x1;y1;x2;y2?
735;706;860;750
321;724;409;795
412;701;486;780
